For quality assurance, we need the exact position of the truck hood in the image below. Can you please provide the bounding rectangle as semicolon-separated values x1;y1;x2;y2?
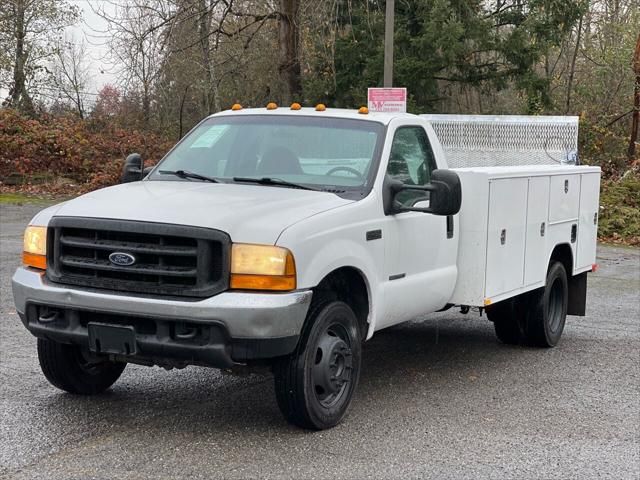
48;181;353;244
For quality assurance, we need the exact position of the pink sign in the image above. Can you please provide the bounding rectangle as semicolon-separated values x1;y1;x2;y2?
367;88;407;113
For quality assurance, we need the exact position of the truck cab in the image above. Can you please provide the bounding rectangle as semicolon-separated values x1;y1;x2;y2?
12;106;599;430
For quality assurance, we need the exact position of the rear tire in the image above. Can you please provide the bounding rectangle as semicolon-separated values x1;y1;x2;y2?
524;261;568;347
38;339;126;394
273;300;362;430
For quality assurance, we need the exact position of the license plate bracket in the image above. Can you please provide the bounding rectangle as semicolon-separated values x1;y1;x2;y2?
88;323;137;356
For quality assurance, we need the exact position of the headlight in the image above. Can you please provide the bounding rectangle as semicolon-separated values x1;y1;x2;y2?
23;225;47;270
230;243;296;291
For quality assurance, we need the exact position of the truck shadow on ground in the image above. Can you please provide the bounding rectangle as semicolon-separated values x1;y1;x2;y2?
36;314;546;436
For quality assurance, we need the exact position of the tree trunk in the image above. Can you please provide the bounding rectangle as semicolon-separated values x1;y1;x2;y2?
11;0;34;115
565;15;583;115
278;0;301;104
628;33;640;161
199;0;220;114
178;85;189;140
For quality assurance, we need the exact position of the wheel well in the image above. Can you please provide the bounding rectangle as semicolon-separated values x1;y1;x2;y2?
313;267;370;339
549;243;573;275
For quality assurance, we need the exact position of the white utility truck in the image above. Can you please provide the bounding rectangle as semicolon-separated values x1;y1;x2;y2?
12;106;600;430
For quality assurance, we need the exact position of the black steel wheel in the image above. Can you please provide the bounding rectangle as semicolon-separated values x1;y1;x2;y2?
274;300;362;430
523;261;568;347
38;339;126;394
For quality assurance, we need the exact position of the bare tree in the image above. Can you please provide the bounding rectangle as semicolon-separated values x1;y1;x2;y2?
0;0;79;115
93;0;169;126
51;34;90;118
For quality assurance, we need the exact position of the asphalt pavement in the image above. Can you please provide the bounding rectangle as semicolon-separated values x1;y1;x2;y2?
1;202;639;479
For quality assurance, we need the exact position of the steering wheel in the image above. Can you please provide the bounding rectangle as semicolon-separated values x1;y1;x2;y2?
326;166;364;181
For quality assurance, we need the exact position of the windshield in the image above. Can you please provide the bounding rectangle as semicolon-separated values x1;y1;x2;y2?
150;115;385;195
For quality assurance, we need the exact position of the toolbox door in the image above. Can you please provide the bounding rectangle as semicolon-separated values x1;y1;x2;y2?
576;173;600;270
524;176;550;286
549;175;580;224
485;178;528;298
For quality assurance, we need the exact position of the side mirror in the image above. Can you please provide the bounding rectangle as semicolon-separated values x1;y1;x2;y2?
385;169;462;216
121;153;143;183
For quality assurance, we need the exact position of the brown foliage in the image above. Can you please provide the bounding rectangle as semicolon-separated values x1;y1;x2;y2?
0;108;174;193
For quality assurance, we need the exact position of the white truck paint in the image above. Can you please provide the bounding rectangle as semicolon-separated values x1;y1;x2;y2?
12;108;600;429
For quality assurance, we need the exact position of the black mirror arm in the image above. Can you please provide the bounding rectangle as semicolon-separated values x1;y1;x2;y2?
391;183;439;214
391;183;436;194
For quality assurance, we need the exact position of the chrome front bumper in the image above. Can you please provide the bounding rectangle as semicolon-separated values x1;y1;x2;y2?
12;267;313;367
12;267;312;339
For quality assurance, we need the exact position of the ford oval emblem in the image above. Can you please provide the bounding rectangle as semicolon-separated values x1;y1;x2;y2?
109;252;136;266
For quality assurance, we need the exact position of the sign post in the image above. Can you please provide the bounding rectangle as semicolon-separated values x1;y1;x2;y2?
383;0;395;87
367;88;407;113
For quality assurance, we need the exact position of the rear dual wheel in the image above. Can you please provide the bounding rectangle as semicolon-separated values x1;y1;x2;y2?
488;261;568;348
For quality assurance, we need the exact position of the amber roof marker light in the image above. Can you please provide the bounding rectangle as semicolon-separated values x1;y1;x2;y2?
231;103;243;111
290;102;302;110
315;104;326;111
358;106;369;114
266;102;278;110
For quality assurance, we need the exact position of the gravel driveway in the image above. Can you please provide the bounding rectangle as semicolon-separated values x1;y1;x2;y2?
1;202;638;479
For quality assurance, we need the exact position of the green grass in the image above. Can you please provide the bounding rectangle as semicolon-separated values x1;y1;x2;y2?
0;192;55;205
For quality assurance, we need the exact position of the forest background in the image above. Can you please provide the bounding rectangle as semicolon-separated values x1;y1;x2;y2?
0;0;638;243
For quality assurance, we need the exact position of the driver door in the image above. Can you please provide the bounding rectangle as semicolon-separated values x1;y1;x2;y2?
378;121;458;329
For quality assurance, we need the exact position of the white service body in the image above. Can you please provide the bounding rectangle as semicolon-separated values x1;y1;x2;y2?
451;165;600;307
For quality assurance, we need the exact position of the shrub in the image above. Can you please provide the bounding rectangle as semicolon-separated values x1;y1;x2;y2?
0;108;173;188
598;171;640;245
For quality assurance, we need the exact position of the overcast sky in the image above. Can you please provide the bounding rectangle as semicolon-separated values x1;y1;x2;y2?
67;0;118;96
1;0;118;102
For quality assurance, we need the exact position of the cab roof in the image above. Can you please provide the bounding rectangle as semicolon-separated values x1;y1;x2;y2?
210;107;418;125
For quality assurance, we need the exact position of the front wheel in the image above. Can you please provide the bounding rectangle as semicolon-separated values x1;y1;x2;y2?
38;339;126;394
273;300;362;430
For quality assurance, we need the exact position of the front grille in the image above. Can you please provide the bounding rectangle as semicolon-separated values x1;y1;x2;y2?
46;217;230;298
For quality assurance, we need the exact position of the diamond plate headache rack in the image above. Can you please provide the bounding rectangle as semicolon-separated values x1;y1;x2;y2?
421;114;580;168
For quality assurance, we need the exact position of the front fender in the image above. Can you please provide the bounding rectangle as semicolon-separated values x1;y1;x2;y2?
299;240;381;340
276;197;385;339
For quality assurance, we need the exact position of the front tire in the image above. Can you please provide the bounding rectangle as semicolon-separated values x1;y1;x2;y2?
38;339;126;394
274;300;362;430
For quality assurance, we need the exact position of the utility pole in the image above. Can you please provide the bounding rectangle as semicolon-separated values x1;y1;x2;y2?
383;0;394;87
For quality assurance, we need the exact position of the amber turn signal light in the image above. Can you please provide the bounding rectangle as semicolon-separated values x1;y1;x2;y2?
23;252;47;270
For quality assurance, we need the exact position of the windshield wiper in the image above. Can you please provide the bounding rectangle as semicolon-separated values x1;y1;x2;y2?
159;170;220;183
232;177;320;191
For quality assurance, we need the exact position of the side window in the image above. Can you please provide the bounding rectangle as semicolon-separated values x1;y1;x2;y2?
387;126;436;206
